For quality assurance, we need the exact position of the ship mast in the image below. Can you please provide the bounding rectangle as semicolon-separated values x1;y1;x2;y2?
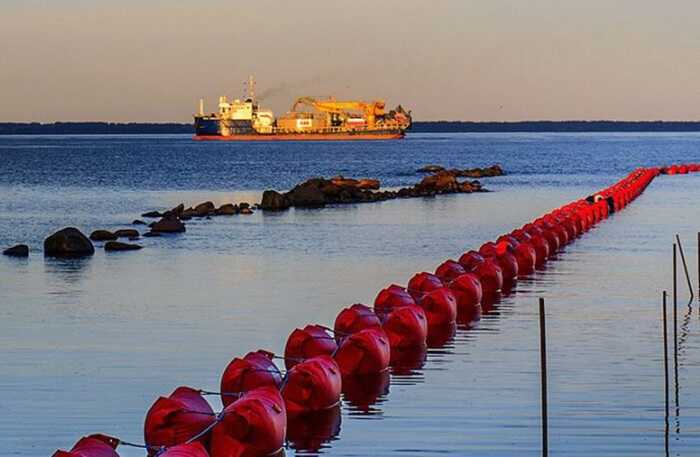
248;75;256;101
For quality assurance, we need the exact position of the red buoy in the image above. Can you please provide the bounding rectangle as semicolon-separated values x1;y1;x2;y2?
144;387;214;453
53;435;120;457
157;442;209;457
513;241;536;275
448;272;483;309
210;386;286;457
374;284;416;314
220;350;282;407
334;304;381;340
334;328;391;376
382;304;428;348
407;272;444;301
282;355;342;416
471;257;504;295
458;250;485;271
284;325;337;369
434;259;467;283
416;287;458;327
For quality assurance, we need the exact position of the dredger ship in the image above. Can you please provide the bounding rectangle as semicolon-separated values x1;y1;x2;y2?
193;77;411;141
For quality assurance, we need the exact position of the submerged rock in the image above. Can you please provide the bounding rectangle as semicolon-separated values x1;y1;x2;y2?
3;244;29;257
104;241;142;251
417;165;445;173
114;229;140;239
143;231;162;237
89;230;117;241
132;219;147;225
141;211;162;218
44;228;95;257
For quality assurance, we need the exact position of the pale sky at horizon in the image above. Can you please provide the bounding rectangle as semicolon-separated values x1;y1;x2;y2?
1;0;699;122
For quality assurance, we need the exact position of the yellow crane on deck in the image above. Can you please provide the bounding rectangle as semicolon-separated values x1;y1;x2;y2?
291;97;386;128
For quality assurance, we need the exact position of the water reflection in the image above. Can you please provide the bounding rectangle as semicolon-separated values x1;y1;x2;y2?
342;371;390;416
43;256;92;297
286;405;341;455
389;345;427;376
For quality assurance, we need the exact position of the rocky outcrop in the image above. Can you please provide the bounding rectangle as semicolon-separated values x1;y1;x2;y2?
44;228;95;257
260;173;484;211
418;164;504;178
150;215;186;233
89;230;117;241
141;210;162;218
132;219;146;225
3;244;29;257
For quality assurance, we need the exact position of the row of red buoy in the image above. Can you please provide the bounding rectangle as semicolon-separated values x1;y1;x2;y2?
54;165;698;457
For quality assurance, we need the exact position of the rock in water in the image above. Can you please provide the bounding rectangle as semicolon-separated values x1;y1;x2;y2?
141;211;162;218
151;216;186;233
216;203;239;215
89;230;117;241
260;190;290;211
417;165;446;173
132;219;147;225
104;241;142;251
114;229;140;238
240;207;254;215
3;244;29;257
143;231;162;237
44;228;95;257
193;201;215;217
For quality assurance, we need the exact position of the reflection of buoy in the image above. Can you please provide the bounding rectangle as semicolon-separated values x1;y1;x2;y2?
286;405;341;454
426;322;457;348
434;259;467;283
341;371;391;413
220;350;282;407
284;325;337;369
144;387;214;452
389;344;427;375
382;304;428;348
282;355;342;415
334;304;381;340
407;272;444;301
374;284;416;315
417;287;458;327
52;434;120;457
210;386;286;457
334;328;391;376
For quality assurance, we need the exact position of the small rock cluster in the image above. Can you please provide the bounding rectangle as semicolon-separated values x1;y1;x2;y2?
2;199;253;258
260;172;486;211
417;164;505;178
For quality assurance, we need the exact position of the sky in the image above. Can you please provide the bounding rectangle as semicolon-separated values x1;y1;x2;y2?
1;0;699;122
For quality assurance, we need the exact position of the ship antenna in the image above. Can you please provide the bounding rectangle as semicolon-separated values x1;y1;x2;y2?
249;75;255;101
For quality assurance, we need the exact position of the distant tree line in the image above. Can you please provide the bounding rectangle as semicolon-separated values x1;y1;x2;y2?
1;120;700;135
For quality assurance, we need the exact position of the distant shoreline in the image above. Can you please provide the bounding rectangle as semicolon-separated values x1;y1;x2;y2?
2;121;700;135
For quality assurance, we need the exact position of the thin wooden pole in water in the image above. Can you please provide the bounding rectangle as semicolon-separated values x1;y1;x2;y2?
538;297;548;457
662;290;670;457
662;290;669;418
673;243;679;412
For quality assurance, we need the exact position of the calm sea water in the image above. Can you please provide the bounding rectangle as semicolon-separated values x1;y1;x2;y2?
1;133;700;456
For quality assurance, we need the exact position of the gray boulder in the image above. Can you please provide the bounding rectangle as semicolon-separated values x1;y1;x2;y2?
44;228;95;257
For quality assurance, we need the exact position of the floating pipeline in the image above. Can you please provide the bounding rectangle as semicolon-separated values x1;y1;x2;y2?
53;165;700;456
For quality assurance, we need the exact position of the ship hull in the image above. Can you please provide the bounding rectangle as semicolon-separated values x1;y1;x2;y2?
193;131;405;141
